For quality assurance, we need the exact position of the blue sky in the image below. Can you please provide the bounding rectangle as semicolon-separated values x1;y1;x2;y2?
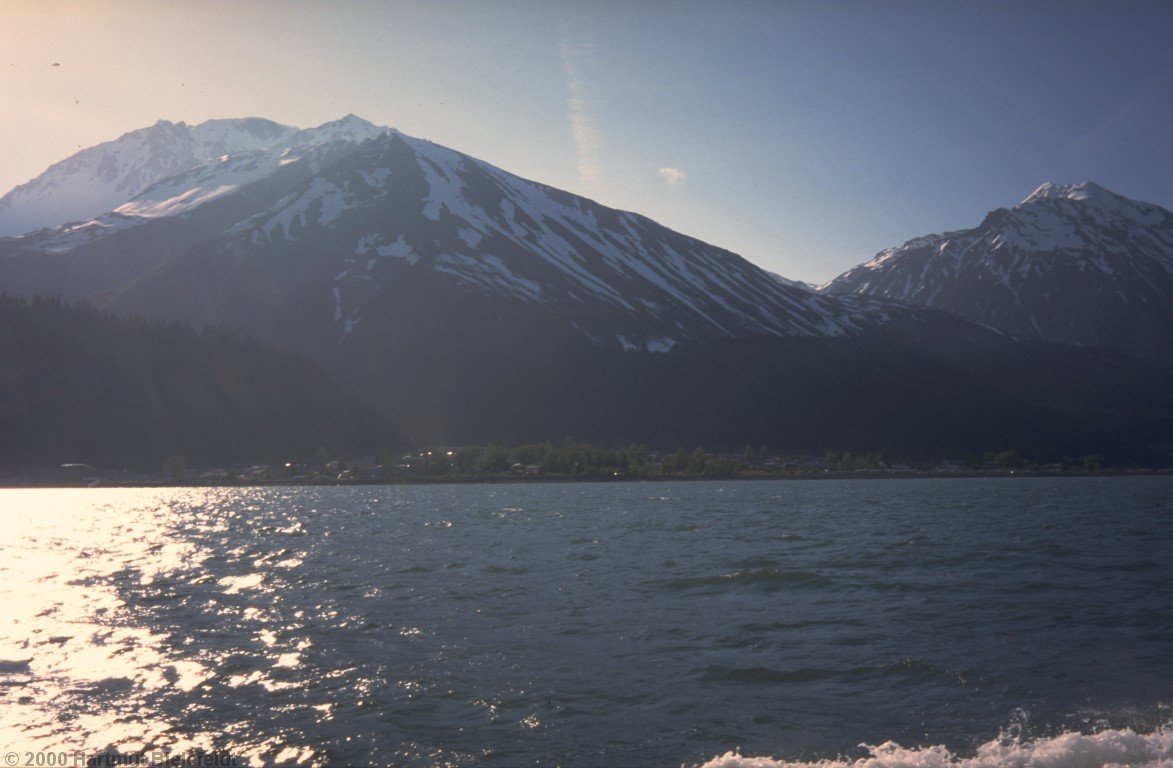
2;0;1170;282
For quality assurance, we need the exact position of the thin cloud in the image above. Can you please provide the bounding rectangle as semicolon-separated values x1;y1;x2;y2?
658;167;687;186
560;39;602;188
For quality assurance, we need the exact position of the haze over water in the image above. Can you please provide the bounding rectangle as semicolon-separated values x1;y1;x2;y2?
1;478;1171;766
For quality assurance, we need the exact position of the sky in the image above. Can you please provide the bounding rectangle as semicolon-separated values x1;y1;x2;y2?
1;0;1170;284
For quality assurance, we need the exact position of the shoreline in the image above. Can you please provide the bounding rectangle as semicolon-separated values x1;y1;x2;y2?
1;467;1169;490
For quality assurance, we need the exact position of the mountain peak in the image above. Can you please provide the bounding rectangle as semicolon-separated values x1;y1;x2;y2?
296;115;389;146
1020;181;1113;206
310;114;377;130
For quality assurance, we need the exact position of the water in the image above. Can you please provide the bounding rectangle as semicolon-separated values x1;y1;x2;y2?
1;478;1171;767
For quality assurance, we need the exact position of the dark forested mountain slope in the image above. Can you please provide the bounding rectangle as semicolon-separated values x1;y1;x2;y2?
0;295;395;470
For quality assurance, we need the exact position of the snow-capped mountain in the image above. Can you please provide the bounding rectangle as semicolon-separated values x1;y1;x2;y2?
0;121;894;353
0;115;387;237
822;182;1173;360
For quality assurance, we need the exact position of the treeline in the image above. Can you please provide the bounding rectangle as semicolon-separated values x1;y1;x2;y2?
821;449;1104;472
390;440;747;478
0;294;398;470
391;441;1121;480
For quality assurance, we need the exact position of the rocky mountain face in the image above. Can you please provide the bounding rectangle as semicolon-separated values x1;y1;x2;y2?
0;115;387;237
822;182;1173;361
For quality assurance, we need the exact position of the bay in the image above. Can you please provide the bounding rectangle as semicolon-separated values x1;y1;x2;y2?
1;477;1170;766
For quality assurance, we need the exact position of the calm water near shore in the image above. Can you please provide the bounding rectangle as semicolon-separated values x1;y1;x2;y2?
1;478;1170;766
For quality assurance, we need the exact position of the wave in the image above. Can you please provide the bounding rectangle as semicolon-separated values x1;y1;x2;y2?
694;724;1173;768
659;568;832;592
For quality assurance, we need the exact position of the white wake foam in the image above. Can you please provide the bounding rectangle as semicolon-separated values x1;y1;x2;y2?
696;725;1173;768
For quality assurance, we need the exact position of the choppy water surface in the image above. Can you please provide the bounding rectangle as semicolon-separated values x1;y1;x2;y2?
1;478;1171;767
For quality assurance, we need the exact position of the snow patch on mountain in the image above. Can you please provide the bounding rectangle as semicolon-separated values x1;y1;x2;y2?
114;150;285;219
0;116;388;236
358;167;392;190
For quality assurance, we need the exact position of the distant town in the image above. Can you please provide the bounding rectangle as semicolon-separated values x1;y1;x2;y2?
3;442;1160;488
